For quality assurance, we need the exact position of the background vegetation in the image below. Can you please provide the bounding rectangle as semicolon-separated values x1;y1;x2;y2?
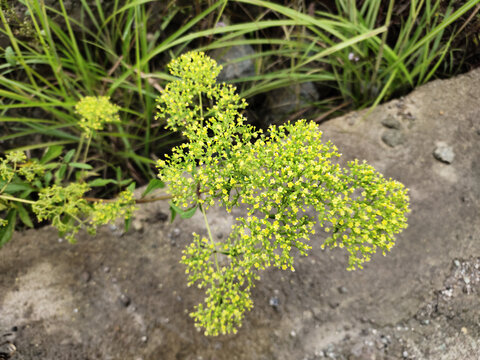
0;0;478;244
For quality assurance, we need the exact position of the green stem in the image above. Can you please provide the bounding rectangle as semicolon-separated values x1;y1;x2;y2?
200;203;220;273
83;134;92;164
0;162;15;194
68;134;85;179
371;0;395;90
0;194;36;204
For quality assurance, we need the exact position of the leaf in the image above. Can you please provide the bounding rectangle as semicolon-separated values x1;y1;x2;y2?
4;182;33;194
169;204;177;222
40;145;64;164
118;179;133;187
0;209;17;248
169;202;197;220
17;203;33;228
42;162;61;170
5;46;16;66
69;162;93;170
64;149;75;163
88;178;118;187
142;179;164;197
44;171;53;185
55;163;67;182
127;181;136;192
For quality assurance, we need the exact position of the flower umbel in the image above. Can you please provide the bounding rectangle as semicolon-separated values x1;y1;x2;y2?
75;96;120;137
156;51;410;336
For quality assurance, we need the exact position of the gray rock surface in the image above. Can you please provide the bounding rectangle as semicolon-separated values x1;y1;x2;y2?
1;68;480;359
211;44;256;82
263;82;320;126
433;142;455;164
381;129;406;147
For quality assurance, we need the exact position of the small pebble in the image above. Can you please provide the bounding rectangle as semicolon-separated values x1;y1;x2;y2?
328;301;340;309
119;294;131;307
382;130;406;147
381;335;391;345
314;349;325;357
381;115;402;129
141;335;148;343
338;286;348;294
433;143;455;164
454;260;461;268
81;271;91;283
132;219;143;232
290;330;297;337
170;228;181;238
103;266;110;273
269;297;280;308
402;350;409;358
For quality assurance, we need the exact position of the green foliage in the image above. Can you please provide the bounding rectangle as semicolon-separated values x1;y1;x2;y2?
323;0;480;108
156;52;410;336
0;94;137;244
33;182;91;242
0;146;138;245
0;0;474;188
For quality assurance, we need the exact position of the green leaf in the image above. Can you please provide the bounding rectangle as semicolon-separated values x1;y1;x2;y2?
142;179;164;197
88;178;118;187
5;46;16;66
17;203;33;228
64;149;75;163
169;203;177;222
44;171;53;185
127;182;136;192
55;163;67;182
169;202;198;220
4;182;33;194
68;162;93;170
40;145;64;164
42;162;61;170
118;179;133;187
0;210;17;248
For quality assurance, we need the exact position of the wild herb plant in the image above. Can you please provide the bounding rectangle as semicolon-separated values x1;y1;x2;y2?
0;96;137;246
156;52;410;336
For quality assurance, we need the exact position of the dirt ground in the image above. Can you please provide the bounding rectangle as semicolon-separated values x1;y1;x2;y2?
1;67;480;360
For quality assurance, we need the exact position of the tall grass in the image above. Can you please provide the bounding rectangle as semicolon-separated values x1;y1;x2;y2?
321;0;480;108
0;0;477;185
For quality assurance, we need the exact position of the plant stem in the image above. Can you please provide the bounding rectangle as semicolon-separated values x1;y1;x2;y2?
200;203;220;273
68;135;85;179
0;194;36;204
83;194;173;203
371;0;395;89
83;134;92;164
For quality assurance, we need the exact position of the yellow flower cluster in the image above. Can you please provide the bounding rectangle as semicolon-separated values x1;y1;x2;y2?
32;183;91;243
75;96;120;137
156;52;410;336
90;190;137;227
